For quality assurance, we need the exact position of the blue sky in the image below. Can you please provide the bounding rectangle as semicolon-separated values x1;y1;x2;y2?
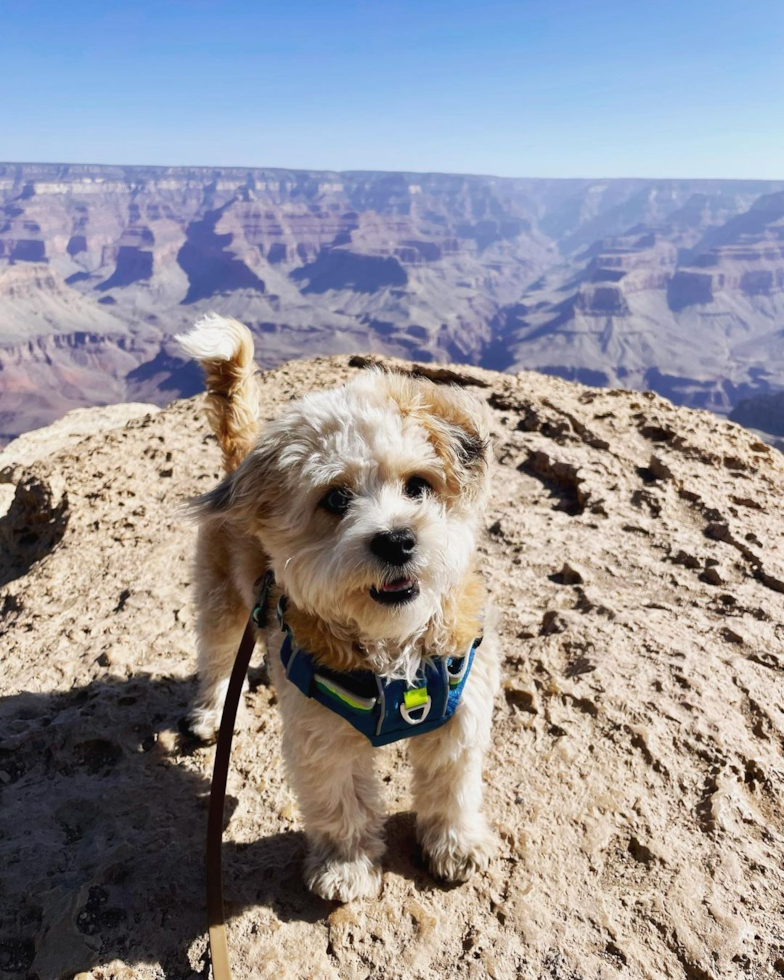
2;0;782;178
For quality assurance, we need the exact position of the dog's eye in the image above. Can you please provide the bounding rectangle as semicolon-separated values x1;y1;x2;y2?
404;476;432;500
320;487;354;516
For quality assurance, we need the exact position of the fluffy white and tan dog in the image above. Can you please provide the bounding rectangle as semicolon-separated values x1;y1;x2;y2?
178;313;500;902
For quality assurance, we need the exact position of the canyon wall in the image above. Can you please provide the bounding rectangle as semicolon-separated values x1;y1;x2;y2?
2;163;784;442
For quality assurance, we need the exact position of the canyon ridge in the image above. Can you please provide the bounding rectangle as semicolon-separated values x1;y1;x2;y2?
2;163;784;445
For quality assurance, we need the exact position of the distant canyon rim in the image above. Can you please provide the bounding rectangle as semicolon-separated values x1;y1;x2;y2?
1;162;783;445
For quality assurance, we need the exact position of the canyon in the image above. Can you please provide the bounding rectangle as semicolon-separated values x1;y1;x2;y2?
1;162;783;444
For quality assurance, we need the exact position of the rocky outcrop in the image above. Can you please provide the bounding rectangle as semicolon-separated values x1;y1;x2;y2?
1;356;782;979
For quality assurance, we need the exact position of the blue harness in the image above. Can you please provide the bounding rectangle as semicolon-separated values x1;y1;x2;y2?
255;587;481;748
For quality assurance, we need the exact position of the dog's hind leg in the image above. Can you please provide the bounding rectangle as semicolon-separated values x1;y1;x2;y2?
187;528;251;743
280;700;385;902
408;635;501;882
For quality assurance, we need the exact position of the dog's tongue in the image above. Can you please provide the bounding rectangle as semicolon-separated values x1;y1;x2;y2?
379;578;413;592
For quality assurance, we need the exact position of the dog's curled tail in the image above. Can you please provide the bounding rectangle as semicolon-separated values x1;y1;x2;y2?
176;313;260;474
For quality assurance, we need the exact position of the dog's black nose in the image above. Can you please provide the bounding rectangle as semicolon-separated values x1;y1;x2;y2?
370;528;416;566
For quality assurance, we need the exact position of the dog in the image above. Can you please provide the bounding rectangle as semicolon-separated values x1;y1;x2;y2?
177;313;500;902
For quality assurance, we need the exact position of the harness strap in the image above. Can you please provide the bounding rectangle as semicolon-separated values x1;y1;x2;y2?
277;605;481;747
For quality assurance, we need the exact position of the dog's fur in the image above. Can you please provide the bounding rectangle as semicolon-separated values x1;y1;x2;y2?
178;314;501;901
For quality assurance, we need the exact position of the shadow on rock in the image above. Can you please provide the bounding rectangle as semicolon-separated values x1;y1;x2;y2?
0;672;317;980
0;473;70;589
0;667;454;979
381;811;466;895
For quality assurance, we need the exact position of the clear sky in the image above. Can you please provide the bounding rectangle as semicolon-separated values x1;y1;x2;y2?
2;0;782;179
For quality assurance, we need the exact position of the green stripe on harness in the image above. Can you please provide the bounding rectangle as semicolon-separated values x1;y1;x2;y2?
314;675;377;713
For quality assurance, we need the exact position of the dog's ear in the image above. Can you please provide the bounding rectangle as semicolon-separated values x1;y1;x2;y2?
447;411;490;470
421;382;491;498
377;371;490;502
190;468;240;520
190;436;281;526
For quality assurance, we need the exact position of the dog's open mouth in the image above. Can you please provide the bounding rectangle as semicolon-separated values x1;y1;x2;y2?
369;577;420;605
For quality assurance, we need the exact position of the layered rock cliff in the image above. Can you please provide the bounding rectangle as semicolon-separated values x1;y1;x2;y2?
1;357;782;979
491;191;784;418
2;163;784;444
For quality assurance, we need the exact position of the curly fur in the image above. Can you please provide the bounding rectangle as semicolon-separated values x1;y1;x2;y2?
175;313;260;473
178;314;501;900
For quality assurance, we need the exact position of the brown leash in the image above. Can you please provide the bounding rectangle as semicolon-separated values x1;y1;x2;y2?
205;614;256;980
206;570;275;978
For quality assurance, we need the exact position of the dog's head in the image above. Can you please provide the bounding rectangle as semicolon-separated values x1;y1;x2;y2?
197;369;490;643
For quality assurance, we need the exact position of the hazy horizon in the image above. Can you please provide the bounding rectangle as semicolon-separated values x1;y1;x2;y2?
3;158;782;184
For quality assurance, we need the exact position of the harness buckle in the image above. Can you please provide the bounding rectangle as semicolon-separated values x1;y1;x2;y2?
400;686;432;725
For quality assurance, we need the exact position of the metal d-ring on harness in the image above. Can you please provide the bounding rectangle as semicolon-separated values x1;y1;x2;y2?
205;571;481;977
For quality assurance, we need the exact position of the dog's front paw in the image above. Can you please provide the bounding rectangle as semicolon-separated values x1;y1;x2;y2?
418;820;498;883
184;681;249;744
181;704;222;744
305;853;382;903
